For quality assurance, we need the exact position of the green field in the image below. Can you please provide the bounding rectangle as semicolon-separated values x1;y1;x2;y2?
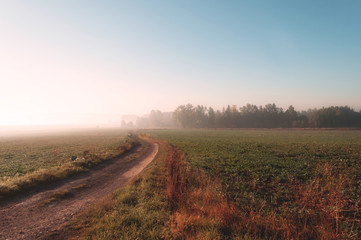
145;129;361;239
0;129;136;197
0;129;129;179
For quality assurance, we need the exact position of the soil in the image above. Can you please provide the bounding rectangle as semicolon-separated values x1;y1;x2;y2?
0;139;158;240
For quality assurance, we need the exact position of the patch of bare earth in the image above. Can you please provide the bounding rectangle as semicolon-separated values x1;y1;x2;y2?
0;140;158;240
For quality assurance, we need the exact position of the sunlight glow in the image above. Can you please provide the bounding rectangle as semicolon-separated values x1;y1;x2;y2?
1;1;360;128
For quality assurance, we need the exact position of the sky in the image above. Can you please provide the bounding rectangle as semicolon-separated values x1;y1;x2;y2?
1;0;360;127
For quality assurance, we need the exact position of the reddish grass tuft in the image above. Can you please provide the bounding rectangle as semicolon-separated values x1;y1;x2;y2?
164;148;360;239
165;149;186;211
235;162;361;240
164;148;238;239
290;163;360;239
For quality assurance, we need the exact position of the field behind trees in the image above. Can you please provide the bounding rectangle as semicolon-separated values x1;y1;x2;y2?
145;129;361;239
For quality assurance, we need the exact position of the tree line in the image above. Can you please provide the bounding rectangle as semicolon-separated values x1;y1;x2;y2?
136;110;177;128
135;104;361;129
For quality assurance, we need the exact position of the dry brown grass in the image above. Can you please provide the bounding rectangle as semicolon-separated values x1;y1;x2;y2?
164;149;238;239
290;163;360;239
163;149;360;239
252;164;358;239
235;163;360;240
165;149;186;211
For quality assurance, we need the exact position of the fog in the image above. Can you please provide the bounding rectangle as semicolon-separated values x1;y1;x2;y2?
1;2;360;133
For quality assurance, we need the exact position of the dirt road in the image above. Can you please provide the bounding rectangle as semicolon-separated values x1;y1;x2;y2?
0;139;158;240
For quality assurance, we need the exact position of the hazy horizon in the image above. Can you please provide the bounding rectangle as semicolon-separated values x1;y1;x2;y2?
1;1;360;128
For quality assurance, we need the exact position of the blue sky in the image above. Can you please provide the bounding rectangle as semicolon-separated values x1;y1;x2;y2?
0;1;360;126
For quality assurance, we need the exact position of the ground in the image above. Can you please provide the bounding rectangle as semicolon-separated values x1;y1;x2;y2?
0;139;158;240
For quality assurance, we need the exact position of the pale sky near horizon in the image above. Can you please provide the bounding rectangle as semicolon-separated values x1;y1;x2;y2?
1;0;360;127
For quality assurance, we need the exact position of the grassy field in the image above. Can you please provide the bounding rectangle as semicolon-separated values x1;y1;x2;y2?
3;129;360;239
0;129;136;198
145;129;361;239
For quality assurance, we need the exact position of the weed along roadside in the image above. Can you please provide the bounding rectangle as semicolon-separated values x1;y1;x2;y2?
162;147;238;239
0;132;139;200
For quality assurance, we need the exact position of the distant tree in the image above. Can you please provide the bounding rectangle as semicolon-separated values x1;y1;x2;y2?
121;120;127;128
239;104;258;127
171;103;361;129
149;110;164;127
265;104;283;127
285;105;298;127
135;110;177;128
306;106;361;128
173;104;195;128
206;107;216;128
194;105;207;128
136;117;149;128
214;107;223;127
223;105;232;127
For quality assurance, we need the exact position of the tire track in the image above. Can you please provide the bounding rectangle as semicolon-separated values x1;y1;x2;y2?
0;139;158;240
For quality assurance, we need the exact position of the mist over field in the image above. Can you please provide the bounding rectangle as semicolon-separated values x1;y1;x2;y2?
1;1;360;131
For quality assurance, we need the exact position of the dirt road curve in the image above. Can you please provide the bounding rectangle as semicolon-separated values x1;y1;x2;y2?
0;140;158;240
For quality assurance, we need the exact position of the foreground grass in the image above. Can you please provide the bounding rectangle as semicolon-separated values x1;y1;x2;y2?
0;129;137;199
66;138;170;240
162;148;238;240
146;129;361;239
